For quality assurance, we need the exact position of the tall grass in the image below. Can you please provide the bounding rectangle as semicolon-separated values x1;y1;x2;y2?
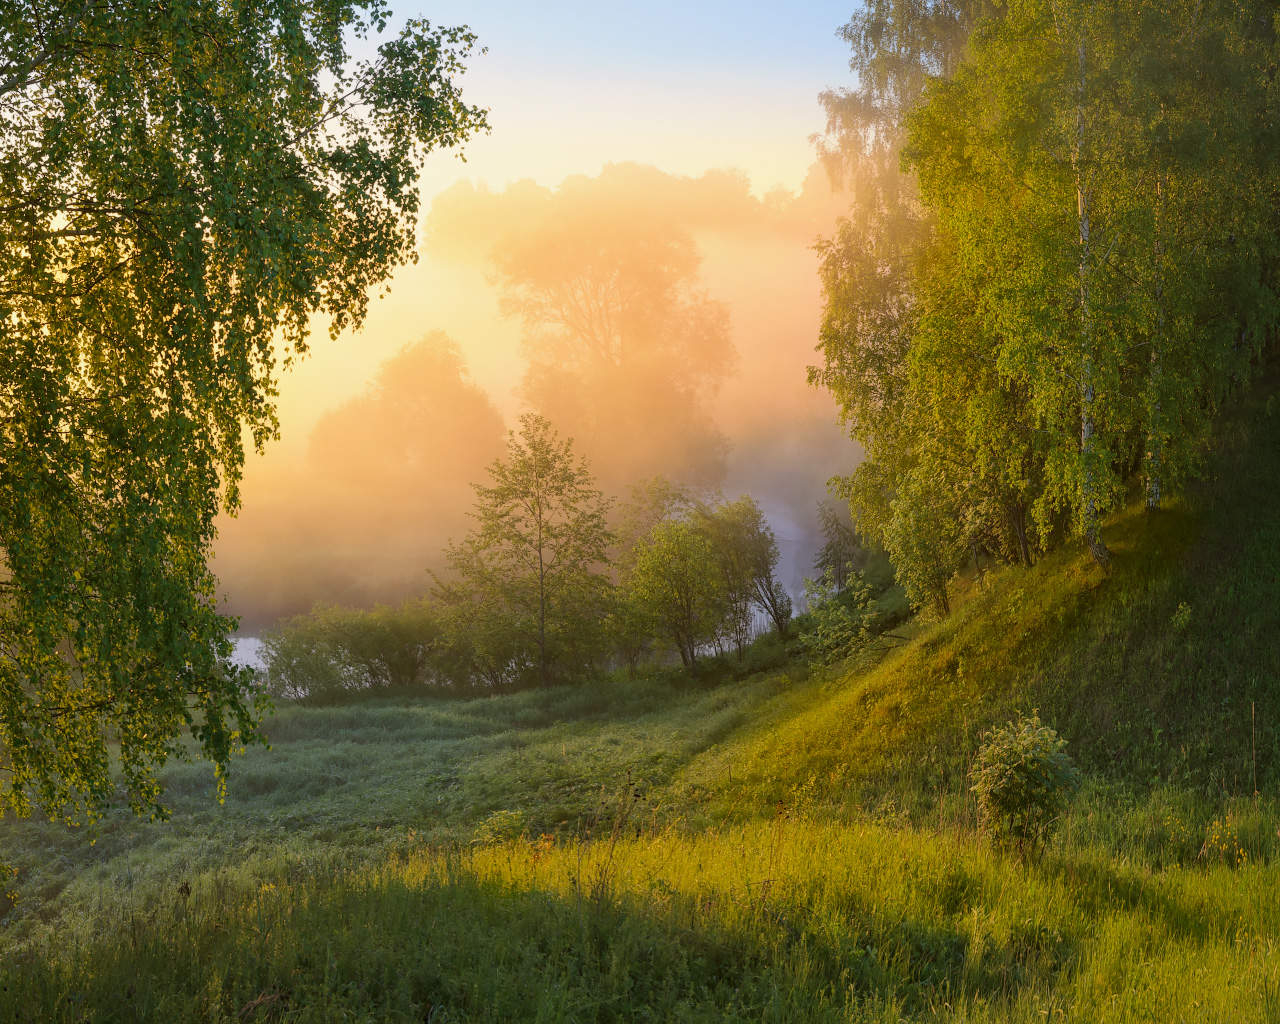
4;385;1280;1020
6;817;1279;1022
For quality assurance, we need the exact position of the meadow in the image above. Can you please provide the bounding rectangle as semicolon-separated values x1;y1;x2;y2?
2;396;1279;1021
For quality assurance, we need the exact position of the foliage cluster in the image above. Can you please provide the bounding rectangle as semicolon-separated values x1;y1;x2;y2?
624;494;793;672
970;713;1081;857
798;568;874;665
813;0;1280;612
0;0;486;823
260;601;452;704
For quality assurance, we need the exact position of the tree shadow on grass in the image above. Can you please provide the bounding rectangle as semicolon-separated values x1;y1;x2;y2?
1037;851;1253;951
0;861;1090;1023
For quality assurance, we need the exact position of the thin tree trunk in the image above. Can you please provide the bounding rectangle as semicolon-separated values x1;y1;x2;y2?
1010;502;1033;567
537;500;548;685
1074;39;1110;567
1145;173;1166;511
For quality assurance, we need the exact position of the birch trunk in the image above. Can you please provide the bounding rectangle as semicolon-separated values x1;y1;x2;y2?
1145;173;1166;510
1074;39;1111;566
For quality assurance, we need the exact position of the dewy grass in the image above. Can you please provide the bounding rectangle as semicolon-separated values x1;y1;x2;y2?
4;820;1279;1022
3;390;1280;1019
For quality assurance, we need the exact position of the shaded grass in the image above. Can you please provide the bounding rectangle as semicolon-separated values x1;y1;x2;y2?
5;384;1280;1019
5;821;1279;1022
0;667;809;944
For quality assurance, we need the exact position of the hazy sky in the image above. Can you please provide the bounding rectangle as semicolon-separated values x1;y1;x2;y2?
407;1;858;190
273;1;859;444
217;3;865;624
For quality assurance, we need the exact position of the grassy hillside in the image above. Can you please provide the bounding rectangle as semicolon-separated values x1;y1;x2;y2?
3;391;1280;1021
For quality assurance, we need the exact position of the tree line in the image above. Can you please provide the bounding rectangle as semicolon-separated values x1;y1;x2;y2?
812;0;1280;613
263;416;815;698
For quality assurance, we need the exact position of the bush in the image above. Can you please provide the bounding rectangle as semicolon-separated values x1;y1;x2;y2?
970;712;1080;857
798;568;872;665
260;599;447;703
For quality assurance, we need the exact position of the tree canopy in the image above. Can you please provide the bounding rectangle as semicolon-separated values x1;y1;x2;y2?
0;1;486;821
442;415;614;688
814;0;1280;610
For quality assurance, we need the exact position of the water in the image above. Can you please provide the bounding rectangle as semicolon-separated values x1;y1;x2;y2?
230;636;265;671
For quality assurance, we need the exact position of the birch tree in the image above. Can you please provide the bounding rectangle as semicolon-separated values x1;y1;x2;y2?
444;415;614;688
0;0;486;822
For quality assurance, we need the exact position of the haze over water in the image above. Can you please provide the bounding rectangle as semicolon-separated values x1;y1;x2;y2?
213;1;863;628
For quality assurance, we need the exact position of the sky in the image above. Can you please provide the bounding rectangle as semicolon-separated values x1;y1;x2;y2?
214;2;867;625
406;1;858;189
270;1;860;436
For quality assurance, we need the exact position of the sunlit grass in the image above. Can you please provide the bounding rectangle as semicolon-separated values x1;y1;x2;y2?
6;817;1279;1022
3;386;1280;1020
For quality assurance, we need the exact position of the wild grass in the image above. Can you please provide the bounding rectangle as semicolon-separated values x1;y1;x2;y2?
3;386;1280;1019
0;665;809;945
5;816;1279;1022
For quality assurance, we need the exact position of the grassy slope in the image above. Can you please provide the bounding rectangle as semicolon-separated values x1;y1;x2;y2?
0;665;809;940
682;391;1280;831
3;393;1280;1020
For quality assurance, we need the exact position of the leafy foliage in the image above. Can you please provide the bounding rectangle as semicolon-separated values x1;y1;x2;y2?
812;499;868;593
260;601;445;703
970;713;1081;857
442;415;614;688
799;568;872;665
624;493;792;668
814;0;1280;608
0;0;486;821
628;520;724;670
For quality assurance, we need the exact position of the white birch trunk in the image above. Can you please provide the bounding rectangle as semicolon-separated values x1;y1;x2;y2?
1074;38;1110;565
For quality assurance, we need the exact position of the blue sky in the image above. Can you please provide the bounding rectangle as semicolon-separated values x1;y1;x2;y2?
402;1;862;194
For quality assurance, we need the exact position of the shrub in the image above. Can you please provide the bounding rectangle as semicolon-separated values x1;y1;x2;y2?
970;712;1080;857
472;809;527;844
260;599;447;703
799;568;872;665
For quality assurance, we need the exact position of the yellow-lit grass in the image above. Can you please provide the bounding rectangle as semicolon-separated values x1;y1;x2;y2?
7;819;1279;1022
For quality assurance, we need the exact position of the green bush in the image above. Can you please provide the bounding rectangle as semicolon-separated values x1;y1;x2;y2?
260;599;448;703
798;568;872;665
970;713;1080;857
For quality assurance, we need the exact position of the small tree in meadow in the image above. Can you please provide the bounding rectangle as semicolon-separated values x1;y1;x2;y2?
970;712;1081;858
630;520;726;670
444;414;614;687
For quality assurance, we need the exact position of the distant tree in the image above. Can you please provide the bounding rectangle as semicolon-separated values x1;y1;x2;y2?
612;477;694;571
699;497;792;643
814;499;868;592
693;501;756;656
217;334;507;626
435;173;737;492
433;581;528;690
444;415;614;687
629;520;726;670
0;0;486;821
604;478;693;674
